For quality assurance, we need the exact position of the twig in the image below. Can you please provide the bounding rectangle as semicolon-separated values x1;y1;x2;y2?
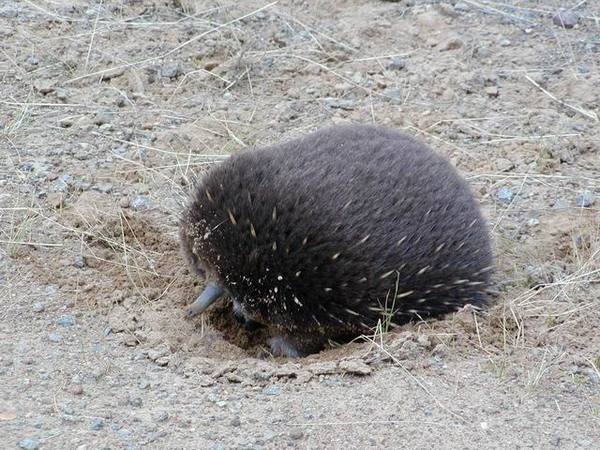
525;75;598;121
84;0;103;73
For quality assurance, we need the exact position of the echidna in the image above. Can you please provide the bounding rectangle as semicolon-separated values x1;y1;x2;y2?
180;124;493;357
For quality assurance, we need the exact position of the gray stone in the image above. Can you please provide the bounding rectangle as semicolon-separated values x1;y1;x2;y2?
54;174;73;192
128;395;143;407
289;429;304;440
57;315;75;326
153;411;169;422
49;332;62;343
32;302;45;313
18;439;39;450
387;58;406;71
262;384;281;396
454;2;470;12
90;418;104;431
0;6;19;18
161;62;182;79
339;359;372;375
323;97;356;110
575;191;595;208
132;195;153;211
553;9;579;29
497;187;514;203
73;255;86;268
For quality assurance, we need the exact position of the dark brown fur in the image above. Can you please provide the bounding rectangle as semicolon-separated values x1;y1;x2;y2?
180;124;493;356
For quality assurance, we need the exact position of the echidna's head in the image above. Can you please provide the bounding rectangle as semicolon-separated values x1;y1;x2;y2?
179;197;307;328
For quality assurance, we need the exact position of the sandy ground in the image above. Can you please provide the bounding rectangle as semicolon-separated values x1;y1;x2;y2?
1;0;599;449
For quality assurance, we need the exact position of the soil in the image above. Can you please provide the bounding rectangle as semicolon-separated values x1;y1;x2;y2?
1;1;599;449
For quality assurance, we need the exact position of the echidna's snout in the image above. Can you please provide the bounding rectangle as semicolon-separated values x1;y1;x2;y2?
185;281;225;318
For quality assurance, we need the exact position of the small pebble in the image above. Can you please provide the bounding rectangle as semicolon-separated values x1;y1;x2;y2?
485;86;499;98
32;302;45;313
132;195;153;211
49;332;62;343
73;255;86;269
230;416;241;427
527;218;540;227
138;378;150;389
499;39;511;47
54;174;72;192
26;56;39;66
442;38;463;51
262;384;281;396
339;359;372;376
18;439;39;450
575;191;595;208
119;197;131;208
0;6;19;18
70;384;84;395
454;2;470;12
553;9;579;29
289;430;304;440
497;187;514;204
128;395;143;407
387;58;406;71
153;411;169;423
323;98;356;110
475;47;490;58
57;315;75;326
90;418;104;431
161;62;182;78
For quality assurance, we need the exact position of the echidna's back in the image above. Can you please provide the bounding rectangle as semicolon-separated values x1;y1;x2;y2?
188;124;492;328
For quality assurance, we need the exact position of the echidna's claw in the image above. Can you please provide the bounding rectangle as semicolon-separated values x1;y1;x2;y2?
186;281;225;318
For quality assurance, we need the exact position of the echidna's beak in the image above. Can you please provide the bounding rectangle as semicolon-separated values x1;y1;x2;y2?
186;281;225;318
